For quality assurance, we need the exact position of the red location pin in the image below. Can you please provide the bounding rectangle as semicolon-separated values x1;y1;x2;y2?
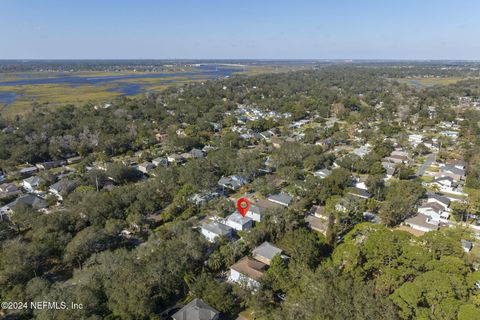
237;197;251;217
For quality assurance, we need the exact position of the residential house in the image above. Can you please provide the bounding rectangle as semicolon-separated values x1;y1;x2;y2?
417;202;449;222
167;154;185;164
440;130;459;139
267;193;292;207
36;160;66;170
152;157;168;167
352;144;371;158
446;159;467;171
382;162;396;179
0;183;22;199
218;175;247;192
224;212;254;231
189;192;220;206
0;194;48;218
430;176;456;193
48;179;77;201
18;166;38;177
138;162;155;174
439;164;465;181
408;134;424;147
348;187;372;199
258;130;275;141
391;150;409;158
313;168;332;179
200;221;234;242
305;214;328;235
246;204;264;222
384;154;409;164
190;148;205;159
425;192;450;210
405;213;440;233
66;156;82;164
229;256;267;289
171;298;220;320
252;242;282;265
22;176;45;193
246;198;284;222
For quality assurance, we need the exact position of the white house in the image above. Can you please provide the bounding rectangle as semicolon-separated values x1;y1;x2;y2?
440;130;459;139
200;221;234;242
229;256;266;289
408;134;423;147
352;144;371;158
313;168;331;179
426;192;450;210
417;203;449;222
21;176;45;193
224;212;254;231
405;213;439;233
430;176;455;192
246;205;263;222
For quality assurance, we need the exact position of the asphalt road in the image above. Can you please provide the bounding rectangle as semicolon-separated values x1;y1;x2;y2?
416;153;437;177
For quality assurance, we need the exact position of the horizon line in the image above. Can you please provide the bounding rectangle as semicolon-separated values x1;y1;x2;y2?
1;58;480;62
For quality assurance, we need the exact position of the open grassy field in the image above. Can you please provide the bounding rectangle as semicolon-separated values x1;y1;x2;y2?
0;65;303;117
0;83;120;117
0;73;219;117
393;77;464;88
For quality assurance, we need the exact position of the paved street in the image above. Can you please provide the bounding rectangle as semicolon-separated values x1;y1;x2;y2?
416;153;437;177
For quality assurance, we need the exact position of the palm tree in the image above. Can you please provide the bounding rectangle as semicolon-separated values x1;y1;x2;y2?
207;253;223;272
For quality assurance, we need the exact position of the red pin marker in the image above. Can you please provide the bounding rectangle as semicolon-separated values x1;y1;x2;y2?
237;197;251;217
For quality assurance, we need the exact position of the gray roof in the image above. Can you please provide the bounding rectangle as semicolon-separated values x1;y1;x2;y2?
23;176;44;186
348;187;372;198
426;192;451;206
226;212;253;225
190;148;205;158
314;168;331;178
19;167;38;174
441;165;465;176
172;298;219;320
49;179;76;194
0;183;18;193
201;221;233;236
353;144;370;157
218;175;247;190
432;176;455;183
252;242;282;261
6;194;47;210
248;204;264;215
152;157;167;166
267;193;292;206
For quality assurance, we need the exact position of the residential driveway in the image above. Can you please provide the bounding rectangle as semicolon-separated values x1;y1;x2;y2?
416;153;436;177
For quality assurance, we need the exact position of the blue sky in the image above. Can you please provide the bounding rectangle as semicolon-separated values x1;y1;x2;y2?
1;0;479;60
